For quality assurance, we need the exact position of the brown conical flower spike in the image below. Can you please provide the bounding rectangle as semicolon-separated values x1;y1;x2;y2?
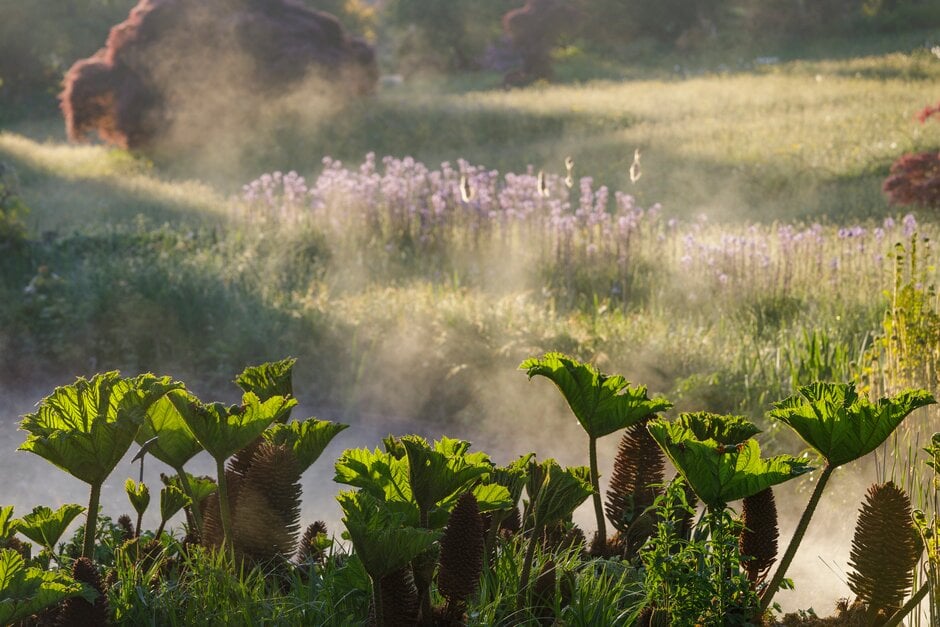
228;437;264;478
2;536;31;561
847;481;923;618
606;419;665;534
116;514;134;541
297;520;329;565
59;557;110;626
438;492;484;610
531;559;556;626
370;567;420;627
739;487;779;586
499;506;521;536
232;441;302;563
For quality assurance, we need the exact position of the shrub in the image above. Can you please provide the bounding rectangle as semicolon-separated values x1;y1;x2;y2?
883;100;940;210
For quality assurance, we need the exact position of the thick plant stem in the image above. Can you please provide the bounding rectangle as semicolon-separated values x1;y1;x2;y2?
372;576;385;627
517;522;544;611
415;506;433;622
83;481;102;559
175;466;204;537
882;582;929;627
589;436;606;549
759;465;834;612
215;459;233;549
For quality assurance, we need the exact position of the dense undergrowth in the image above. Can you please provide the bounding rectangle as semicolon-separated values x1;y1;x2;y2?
0;357;937;625
1;38;940;625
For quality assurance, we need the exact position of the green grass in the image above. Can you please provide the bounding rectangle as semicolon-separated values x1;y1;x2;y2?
2;44;939;425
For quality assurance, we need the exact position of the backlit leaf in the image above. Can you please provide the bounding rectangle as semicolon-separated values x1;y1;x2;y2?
171;392;296;463
19;373;182;485
137;391;203;470
17;504;85;551
0;548;90;625
160;485;191;523
521;353;672;438
648;418;812;508
401;436;491;516
124;479;150;518
530;460;594;526
263;418;348;472
337;491;440;580
235;358;296;405
0;506;17;543
769;383;935;467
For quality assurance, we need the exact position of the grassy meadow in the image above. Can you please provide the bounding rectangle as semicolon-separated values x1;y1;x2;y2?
2;36;940;624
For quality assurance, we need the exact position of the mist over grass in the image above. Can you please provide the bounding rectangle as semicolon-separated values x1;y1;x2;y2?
1;43;939;618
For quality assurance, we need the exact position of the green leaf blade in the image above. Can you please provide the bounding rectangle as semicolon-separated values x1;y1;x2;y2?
521;353;672;438
769;383;935;467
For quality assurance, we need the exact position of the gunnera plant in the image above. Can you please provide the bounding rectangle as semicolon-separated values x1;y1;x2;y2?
297;521;329;565
847;482;922;620
739;487;779;587
231;441;302;564
605;418;664;559
437;492;484;620
59;557;109;626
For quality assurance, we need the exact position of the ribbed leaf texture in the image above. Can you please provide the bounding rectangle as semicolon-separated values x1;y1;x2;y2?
739;487;779;586
438;492;484;607
372;567;419;627
847;482;922;617
532;559;556;626
297;521;329;565
233;442;302;563
606;420;665;533
59;557;109;626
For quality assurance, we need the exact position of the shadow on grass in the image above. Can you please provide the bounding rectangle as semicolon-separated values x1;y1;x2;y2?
0;132;228;231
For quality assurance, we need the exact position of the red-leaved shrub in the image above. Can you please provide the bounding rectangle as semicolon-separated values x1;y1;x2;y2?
883;100;940;209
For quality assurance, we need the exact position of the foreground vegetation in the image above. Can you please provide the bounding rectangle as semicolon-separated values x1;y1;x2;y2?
1;358;937;625
1;33;940;625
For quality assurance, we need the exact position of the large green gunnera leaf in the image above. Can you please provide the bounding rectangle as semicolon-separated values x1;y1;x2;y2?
334;447;412;504
17;505;85;551
170;392;296;462
768;383;935;467
337;491;440;580
530;460;594;526
0;548;92;625
0;507;17;543
264;418;348;472
521;353;672;438
19;373;182;485
925;432;940;473
401;436;491;516
648;417;812;508
137;391;203;470
236;358;297;404
671;412;760;445
162;473;217;506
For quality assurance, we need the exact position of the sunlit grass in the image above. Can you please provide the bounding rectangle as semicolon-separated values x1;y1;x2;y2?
0;132;228;231
3;47;939;228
